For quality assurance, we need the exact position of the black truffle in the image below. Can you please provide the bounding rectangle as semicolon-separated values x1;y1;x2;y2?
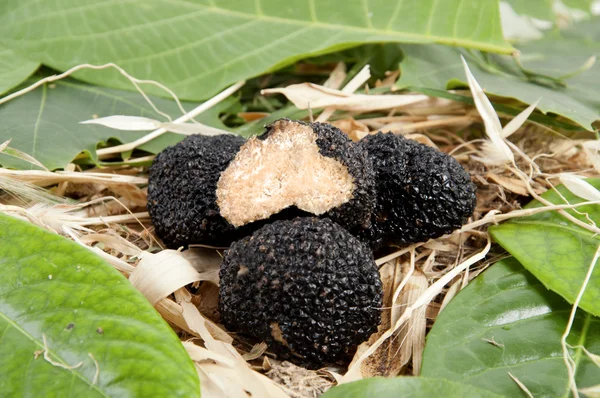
219;217;382;367
147;134;246;248
358;132;476;248
216;119;375;232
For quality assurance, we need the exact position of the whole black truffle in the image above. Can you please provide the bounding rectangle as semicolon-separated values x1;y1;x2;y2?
216;119;375;232
219;217;382;367
359;132;476;248
147;134;246;248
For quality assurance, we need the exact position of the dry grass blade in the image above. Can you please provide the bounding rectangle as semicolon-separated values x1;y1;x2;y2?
508;372;534;398
96;80;245;156
262;83;427;112
81;115;161;130
1;144;49;171
0;168;147;186
461;56;514;165
558;174;600;202
501;100;540;138
317;64;371;123
342;238;491;382
578;384;600;398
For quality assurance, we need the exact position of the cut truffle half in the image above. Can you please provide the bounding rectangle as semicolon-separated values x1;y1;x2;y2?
147;134;247;248
216;119;375;231
359;132;477;248
219;217;382;367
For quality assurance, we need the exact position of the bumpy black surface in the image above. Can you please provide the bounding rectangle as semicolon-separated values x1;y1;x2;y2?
260;119;376;232
219;217;382;367
359;132;477;248
147;134;246;248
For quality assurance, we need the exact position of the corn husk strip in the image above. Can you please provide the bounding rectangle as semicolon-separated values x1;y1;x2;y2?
342;238;491;382
0;168;147;186
397;269;428;375
183;342;237;367
180;248;222;285
130;250;202;305
242;343;268;361
79;233;142;256
63;226;135;274
351;261;402;378
174;289;288;398
262;83;427;112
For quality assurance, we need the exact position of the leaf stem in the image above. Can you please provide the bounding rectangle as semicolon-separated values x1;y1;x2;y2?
560;243;600;398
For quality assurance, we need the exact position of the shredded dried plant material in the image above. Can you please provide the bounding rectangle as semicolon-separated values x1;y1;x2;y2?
2;58;599;397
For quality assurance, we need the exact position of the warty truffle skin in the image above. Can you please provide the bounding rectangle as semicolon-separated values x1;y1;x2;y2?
147;134;247;248
219;217;383;367
358;132;477;248
309;121;376;231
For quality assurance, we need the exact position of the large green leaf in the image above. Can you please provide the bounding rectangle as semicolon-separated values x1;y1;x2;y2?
0;46;39;95
489;179;600;317
321;377;503;398
421;257;600;397
396;16;600;130
504;0;555;20
0;78;237;170
0;213;200;397
0;0;511;101
504;0;593;19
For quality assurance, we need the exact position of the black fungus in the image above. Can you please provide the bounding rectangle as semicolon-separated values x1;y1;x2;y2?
147;134;247;248
219;217;382;367
309;121;376;231
358;132;477;248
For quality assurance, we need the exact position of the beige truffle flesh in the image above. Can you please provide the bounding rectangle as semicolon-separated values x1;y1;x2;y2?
216;119;376;231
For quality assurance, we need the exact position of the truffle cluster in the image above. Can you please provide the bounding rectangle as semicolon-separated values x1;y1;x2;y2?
147;119;477;367
219;217;382;367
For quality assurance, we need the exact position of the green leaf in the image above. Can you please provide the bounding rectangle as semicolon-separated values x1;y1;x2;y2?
321;377;504;398
0;0;511;101
489;179;600;317
504;0;555;20
421;257;600;397
397;15;600;130
0;213;200;397
562;0;593;12
0;78;237;170
0;46;39;95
